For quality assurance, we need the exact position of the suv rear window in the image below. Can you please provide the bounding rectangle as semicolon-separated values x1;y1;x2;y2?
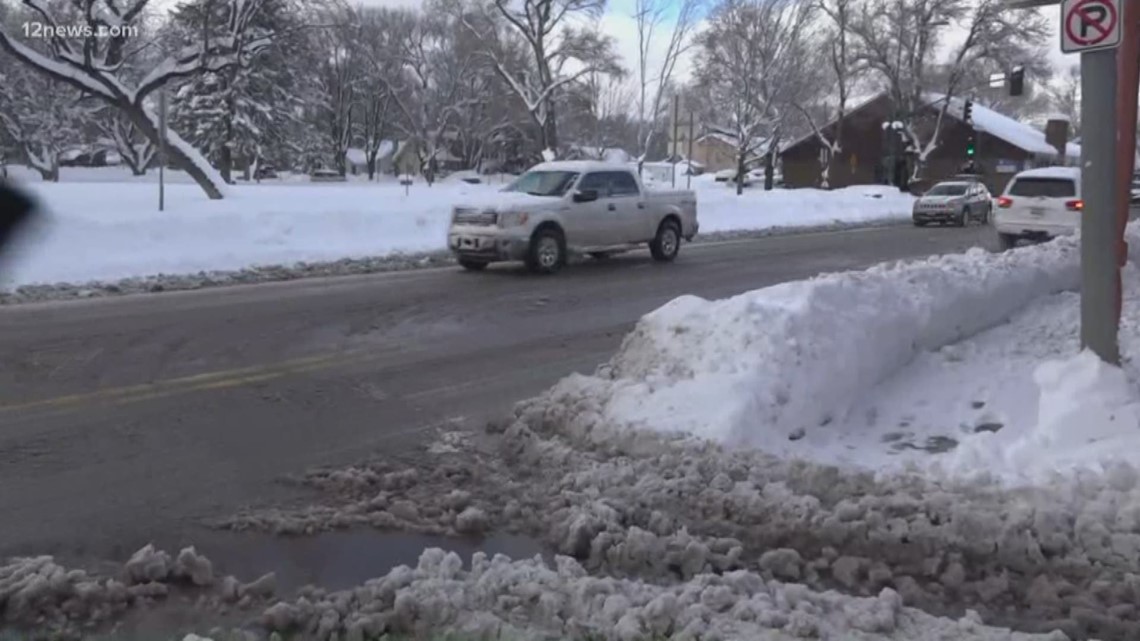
1008;177;1076;198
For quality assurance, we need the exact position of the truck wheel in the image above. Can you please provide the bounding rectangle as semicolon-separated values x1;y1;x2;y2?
526;227;565;274
650;219;682;262
458;258;488;271
997;233;1019;251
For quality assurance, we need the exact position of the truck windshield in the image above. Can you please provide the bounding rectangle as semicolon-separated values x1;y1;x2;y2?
504;171;579;197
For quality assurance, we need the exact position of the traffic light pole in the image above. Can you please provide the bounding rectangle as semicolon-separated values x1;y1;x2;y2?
1081;48;1121;364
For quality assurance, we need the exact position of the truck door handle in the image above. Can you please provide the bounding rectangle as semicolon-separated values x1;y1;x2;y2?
607;203;616;211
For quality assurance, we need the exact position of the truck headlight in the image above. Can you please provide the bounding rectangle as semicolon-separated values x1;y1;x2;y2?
498;211;529;227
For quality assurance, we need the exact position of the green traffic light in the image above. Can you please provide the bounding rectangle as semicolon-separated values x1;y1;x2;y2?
967;145;975;157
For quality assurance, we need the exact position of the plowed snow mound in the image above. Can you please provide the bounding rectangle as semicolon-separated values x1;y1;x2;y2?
589;238;1080;453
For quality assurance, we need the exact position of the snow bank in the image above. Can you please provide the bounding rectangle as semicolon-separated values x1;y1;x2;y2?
576;236;1080;454
0;544;272;639
255;547;1069;641
2;167;913;289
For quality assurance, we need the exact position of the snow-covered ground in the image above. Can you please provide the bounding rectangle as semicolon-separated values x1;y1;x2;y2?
0;167;913;290
7;226;1140;641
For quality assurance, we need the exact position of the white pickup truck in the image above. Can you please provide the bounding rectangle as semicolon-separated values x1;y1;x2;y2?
448;161;699;273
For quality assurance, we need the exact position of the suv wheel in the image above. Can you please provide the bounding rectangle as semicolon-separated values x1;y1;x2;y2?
526;227;565;274
957;207;970;227
650;219;681;261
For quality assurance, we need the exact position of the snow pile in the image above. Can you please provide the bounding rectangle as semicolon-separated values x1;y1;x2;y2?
2;167;913;291
256;548;1069;641
566;237;1079;453
0;544;274;639
224;400;1140;640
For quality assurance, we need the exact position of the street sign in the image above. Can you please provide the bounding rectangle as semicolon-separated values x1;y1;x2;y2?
1061;0;1121;53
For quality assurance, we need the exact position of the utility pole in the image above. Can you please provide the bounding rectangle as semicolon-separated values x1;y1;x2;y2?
671;95;680;188
687;110;695;190
158;87;168;212
1082;46;1120;363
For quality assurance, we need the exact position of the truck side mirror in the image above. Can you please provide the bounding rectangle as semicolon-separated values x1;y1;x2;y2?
573;189;599;203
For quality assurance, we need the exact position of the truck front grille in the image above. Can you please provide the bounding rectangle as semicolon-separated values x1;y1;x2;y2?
454;208;498;226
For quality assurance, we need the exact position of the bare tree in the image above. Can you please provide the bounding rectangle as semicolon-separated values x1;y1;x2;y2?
793;0;862;188
309;3;361;176
633;0;700;169
562;70;634;159
851;0;1048;183
1046;63;1081;138
695;0;815;194
460;0;622;157
355;8;401;180
382;8;477;185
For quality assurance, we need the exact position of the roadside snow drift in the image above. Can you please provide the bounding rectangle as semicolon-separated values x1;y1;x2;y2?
1;168;913;290
570;236;1080;458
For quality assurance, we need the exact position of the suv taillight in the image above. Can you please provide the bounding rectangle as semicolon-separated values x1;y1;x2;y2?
1065;199;1083;211
997;196;1013;208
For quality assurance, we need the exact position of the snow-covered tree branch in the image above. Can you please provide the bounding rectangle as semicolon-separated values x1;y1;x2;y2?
0;55;90;182
0;0;275;199
95;106;156;176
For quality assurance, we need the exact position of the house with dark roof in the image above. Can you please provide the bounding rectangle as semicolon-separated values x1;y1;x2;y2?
780;92;1079;194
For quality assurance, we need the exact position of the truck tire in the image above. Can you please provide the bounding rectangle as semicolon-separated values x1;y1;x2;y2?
458;258;488;271
650;219;682;262
526;226;565;274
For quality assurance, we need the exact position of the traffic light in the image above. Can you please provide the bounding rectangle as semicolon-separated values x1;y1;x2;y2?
1009;67;1025;97
963;99;974;123
966;135;976;157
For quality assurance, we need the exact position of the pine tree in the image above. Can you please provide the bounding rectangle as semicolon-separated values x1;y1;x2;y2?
168;0;306;182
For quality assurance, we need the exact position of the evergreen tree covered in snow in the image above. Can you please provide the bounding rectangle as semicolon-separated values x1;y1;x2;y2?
168;0;304;181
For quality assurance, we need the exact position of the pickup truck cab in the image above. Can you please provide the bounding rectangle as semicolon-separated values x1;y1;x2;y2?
448;161;699;273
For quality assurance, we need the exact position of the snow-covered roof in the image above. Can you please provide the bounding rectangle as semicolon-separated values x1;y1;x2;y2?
782;92;1079;159
1013;166;1081;180
929;94;1080;159
346;147;367;164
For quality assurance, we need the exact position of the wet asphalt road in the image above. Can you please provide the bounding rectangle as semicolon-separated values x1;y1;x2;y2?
0;224;996;564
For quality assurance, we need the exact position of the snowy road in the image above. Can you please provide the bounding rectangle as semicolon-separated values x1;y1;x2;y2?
0;224;996;564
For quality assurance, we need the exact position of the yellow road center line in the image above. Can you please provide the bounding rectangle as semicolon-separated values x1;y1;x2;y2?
0;349;377;415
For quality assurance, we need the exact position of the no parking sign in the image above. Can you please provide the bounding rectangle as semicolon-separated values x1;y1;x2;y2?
1061;0;1121;53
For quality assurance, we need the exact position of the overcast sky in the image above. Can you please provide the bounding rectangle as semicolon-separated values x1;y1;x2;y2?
353;0;1075;89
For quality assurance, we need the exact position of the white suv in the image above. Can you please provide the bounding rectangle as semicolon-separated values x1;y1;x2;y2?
992;167;1081;250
